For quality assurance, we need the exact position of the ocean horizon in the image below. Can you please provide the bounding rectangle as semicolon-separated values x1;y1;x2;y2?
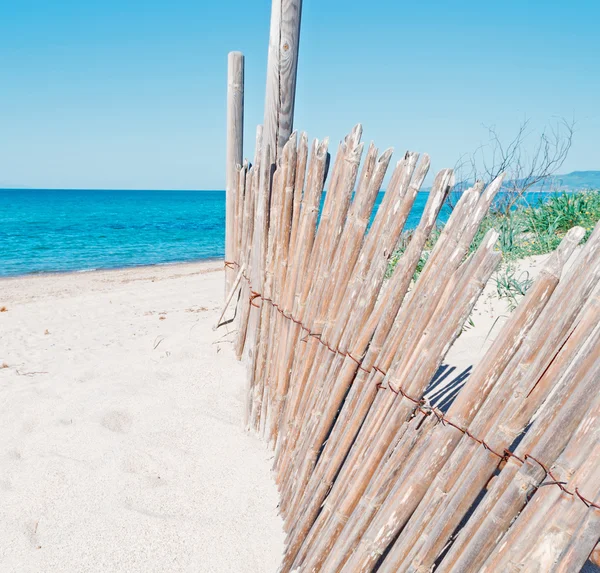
0;188;551;278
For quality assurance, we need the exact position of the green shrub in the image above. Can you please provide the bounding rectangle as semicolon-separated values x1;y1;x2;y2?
387;189;600;306
468;189;599;261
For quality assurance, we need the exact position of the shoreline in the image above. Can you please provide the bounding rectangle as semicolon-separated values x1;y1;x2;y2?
3;190;579;282
0;257;225;282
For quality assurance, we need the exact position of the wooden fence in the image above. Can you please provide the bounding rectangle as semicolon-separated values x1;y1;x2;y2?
219;3;599;569
221;123;600;572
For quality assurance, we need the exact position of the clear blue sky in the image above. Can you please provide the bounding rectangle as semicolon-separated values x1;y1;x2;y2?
0;0;598;189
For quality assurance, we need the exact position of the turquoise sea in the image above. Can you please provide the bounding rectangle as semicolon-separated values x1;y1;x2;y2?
0;189;549;278
0;189;226;277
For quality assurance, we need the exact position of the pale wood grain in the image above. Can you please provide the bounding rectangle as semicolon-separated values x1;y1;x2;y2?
226;52;244;292
263;0;302;162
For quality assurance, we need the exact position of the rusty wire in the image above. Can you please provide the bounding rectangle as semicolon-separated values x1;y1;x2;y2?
225;260;600;511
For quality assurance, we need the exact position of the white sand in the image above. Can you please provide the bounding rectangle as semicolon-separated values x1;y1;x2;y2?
0;262;284;573
431;252;551;403
2;254;595;572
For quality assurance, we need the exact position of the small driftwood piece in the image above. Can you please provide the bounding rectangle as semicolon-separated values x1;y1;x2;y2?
214;264;246;330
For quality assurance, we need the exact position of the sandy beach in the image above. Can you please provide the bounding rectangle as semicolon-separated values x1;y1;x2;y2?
1;254;596;572
0;262;284;573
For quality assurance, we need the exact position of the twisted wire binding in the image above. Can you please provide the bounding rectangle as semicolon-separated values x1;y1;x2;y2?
224;260;600;511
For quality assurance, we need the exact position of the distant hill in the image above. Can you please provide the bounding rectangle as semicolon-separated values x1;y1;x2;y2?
548;171;600;191
445;171;600;194
0;182;30;189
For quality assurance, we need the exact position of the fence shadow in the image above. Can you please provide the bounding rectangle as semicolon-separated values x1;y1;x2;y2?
426;364;473;413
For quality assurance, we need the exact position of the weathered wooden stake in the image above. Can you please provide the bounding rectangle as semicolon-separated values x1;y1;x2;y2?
226;51;244;292
263;0;302;163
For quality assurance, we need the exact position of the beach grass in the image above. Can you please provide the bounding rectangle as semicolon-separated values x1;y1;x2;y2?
388;189;600;306
470;189;600;261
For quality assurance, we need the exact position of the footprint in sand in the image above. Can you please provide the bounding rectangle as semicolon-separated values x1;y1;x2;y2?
100;410;133;433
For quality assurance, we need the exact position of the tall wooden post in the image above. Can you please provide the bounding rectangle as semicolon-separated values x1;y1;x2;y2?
263;0;302;164
226;51;245;292
241;0;302;421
